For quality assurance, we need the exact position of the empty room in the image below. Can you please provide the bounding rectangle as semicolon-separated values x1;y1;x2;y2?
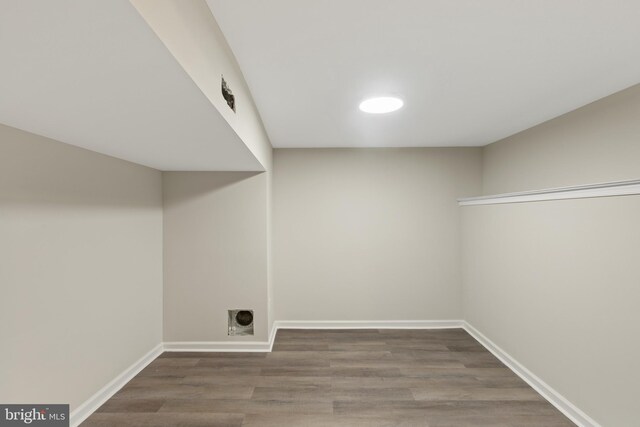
1;1;638;426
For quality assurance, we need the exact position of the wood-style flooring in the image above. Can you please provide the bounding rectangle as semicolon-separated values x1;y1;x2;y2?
82;329;575;426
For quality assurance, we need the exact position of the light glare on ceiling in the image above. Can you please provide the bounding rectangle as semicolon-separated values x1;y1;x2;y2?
359;97;403;114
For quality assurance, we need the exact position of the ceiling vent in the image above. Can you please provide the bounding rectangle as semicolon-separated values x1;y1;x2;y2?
221;75;236;112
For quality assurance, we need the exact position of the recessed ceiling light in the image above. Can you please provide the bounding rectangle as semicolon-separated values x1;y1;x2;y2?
359;97;404;114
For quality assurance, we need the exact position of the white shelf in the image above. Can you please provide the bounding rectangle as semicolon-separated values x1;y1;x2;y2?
458;179;640;206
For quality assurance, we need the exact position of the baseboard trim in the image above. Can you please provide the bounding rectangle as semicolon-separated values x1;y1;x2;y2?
162;321;462;353
274;320;464;329
70;343;163;427
463;322;600;427
268;322;278;351
163;340;272;352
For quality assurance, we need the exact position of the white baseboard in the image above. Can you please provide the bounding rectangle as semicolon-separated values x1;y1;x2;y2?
70;343;163;427
274;320;464;329
163;340;272;352
463;322;600;427
162;321;463;354
268;322;278;351
164;323;281;353
162;320;461;353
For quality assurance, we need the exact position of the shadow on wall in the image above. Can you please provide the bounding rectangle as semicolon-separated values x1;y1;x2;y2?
161;171;263;207
0;126;162;210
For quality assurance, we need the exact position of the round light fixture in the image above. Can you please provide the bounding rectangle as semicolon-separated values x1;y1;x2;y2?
359;96;404;114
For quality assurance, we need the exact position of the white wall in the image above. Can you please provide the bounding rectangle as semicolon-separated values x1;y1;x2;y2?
274;148;482;321
131;0;276;334
163;172;269;342
130;0;272;170
462;198;640;427
482;83;640;194
463;84;640;427
0;124;163;411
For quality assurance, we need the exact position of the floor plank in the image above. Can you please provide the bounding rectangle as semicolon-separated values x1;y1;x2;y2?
82;329;574;426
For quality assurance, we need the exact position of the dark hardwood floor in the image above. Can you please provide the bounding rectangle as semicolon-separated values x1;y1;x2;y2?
82;329;574;426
